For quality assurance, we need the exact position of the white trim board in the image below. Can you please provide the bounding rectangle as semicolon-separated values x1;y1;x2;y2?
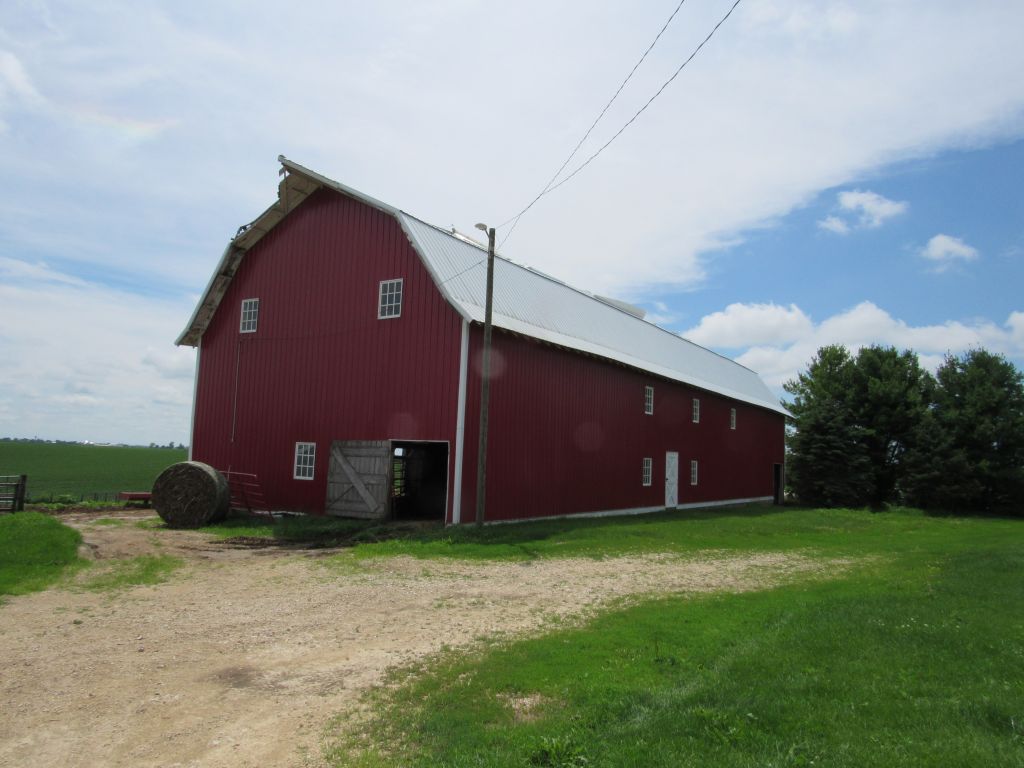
451;319;470;524
467;496;776;526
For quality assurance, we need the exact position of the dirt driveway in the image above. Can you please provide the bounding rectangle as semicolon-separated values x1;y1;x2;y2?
1;512;835;768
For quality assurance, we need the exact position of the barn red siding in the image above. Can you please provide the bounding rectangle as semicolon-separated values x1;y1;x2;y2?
192;188;464;514
457;328;785;523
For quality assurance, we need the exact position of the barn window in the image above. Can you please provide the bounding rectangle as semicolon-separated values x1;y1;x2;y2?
690;459;698;486
240;298;259;333
730;407;737;430
378;278;404;318
644;385;654;415
294;442;316;480
692;398;700;423
642;457;652;486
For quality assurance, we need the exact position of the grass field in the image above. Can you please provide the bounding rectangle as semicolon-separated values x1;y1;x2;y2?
0;442;186;500
0;511;84;597
321;506;1024;767
0;512;181;598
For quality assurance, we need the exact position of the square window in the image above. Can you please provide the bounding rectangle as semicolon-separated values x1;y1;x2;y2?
690;459;698;486
730;407;737;430
294;442;316;480
378;278;404;319
692;397;700;424
644;385;654;415
240;298;259;333
642;457;653;487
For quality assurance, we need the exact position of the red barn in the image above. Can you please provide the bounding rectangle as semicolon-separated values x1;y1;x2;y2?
177;157;787;524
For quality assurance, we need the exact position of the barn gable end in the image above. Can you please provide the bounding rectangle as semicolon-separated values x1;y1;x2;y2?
187;183;465;517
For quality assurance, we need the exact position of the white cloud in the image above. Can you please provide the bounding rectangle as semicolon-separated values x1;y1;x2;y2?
0;256;88;286
0;49;42;104
1008;311;1024;341
0;257;195;444
817;215;851;235
0;2;1022;295
920;234;979;271
837;190;908;228
641;300;680;327
686;300;1024;390
684;302;814;348
817;189;907;234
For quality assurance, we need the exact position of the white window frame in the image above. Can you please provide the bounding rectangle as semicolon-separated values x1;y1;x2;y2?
730;407;737;430
690;459;698;486
378;278;404;319
642;457;653;487
294;442;316;480
240;298;259;333
692;397;700;424
644;385;654;415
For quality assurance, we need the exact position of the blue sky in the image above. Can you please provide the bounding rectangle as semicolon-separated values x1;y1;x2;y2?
694;141;1024;326
1;0;1023;444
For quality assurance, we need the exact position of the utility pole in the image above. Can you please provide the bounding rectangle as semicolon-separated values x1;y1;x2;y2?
474;224;496;526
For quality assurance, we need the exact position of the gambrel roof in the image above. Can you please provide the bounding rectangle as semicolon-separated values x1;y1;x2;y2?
178;157;786;416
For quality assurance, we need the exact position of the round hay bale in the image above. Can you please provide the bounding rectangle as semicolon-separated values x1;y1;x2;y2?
152;461;229;528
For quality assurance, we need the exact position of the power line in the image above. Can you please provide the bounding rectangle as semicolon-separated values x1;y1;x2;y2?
499;0;689;247
499;0;744;245
437;256;487;286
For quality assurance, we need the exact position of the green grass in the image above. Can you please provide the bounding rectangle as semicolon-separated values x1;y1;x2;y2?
328;503;991;562
201;503;985;561
78;555;183;591
0;511;85;596
0;442;186;500
327;508;1024;767
201;513;374;543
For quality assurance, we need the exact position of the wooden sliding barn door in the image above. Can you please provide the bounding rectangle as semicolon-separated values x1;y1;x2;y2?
326;440;391;519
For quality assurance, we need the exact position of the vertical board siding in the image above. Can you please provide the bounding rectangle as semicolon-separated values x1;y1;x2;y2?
458;328;785;522
192;188;463;514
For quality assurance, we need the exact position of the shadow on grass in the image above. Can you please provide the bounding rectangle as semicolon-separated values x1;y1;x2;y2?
196;502;795;551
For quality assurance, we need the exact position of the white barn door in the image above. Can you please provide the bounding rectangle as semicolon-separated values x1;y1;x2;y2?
665;451;679;508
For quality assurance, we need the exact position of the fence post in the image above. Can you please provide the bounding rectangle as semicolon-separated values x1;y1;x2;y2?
15;474;27;512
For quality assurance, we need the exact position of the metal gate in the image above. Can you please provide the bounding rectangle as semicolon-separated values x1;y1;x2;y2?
325;440;390;519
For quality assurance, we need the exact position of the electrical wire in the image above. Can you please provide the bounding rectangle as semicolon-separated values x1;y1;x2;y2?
498;0;689;247
498;0;744;246
437;256;487;286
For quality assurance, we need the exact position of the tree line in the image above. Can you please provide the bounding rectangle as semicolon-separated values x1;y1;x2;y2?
784;346;1024;515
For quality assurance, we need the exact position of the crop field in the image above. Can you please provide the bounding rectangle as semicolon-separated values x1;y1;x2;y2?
0;442;186;500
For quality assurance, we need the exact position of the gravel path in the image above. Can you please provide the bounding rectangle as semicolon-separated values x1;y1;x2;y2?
0;513;836;767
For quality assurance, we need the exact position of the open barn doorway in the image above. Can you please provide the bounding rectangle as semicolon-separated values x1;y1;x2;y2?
390;441;448;520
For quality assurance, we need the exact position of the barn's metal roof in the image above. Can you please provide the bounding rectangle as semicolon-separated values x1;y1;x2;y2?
397;214;785;414
178;157;786;415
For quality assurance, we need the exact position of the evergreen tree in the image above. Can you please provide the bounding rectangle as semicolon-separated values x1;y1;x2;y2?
847;346;931;508
904;349;1024;514
784;345;872;506
785;344;931;508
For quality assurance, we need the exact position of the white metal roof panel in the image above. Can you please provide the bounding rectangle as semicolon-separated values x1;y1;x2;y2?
398;214;786;415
